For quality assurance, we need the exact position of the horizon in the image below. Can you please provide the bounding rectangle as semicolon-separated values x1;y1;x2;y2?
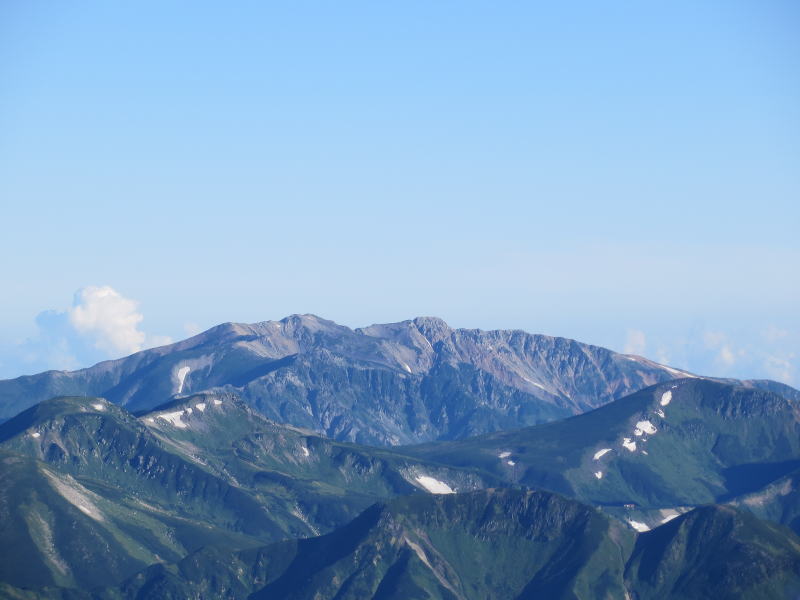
1;2;797;384
0;310;783;385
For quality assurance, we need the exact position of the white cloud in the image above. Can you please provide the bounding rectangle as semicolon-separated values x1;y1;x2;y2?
0;286;170;378
623;329;647;355
68;286;146;356
763;354;795;384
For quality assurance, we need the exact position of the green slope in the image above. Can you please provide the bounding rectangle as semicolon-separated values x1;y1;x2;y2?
0;395;496;592
0;397;305;541
3;379;800;597
625;505;800;599
107;488;633;600
137;392;496;532
403;379;800;512
90;491;800;600
0;452;261;592
728;467;800;536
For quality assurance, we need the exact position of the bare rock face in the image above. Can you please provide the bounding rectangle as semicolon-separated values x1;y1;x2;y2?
0;315;791;445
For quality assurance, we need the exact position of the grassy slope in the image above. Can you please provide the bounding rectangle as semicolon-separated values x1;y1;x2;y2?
626;505;800;599
0;395;496;592
403;379;800;509
104;491;800;600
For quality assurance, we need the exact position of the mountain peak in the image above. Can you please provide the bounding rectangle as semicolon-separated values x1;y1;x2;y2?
411;316;453;342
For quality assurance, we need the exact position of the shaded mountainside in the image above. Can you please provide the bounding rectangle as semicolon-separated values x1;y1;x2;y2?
0;395;494;591
0;314;757;445
5;489;799;600
112;494;800;600
626;505;800;599
0;452;261;591
247;488;633;600
403;379;800;515
729;468;800;536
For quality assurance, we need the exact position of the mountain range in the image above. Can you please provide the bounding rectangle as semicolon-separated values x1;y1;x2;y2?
1;315;799;598
1;315;793;446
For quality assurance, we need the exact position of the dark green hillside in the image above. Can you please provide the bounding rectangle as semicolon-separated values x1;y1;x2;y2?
3;484;800;599
138;392;496;531
0;395;495;592
0;452;261;592
625;505;800;599
0;396;306;541
102;491;800;600
2;378;800;597
728;468;800;536
109;488;633;600
404;379;800;510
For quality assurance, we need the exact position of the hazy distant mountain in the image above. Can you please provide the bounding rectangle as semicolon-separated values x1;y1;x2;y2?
3;314;789;445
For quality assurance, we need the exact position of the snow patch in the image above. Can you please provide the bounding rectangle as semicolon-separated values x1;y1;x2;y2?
655;409;665;418
642;450;649;455
415;475;455;494
660;509;680;524
660;390;672;406
175;366;191;394
594;471;603;479
44;471;105;522
195;402;206;412
660;364;698;379
498;451;511;459
401;362;412;373
31;432;40;438
146;417;155;423
156;410;189;429
507;460;515;466
593;448;612;460
627;520;650;532
213;398;223;405
522;376;547;390
634;420;657;437
622;438;637;452
301;446;310;457
91;403;105;411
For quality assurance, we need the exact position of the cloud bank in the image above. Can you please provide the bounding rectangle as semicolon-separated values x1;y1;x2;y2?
68;286;147;355
5;286;171;377
618;326;796;385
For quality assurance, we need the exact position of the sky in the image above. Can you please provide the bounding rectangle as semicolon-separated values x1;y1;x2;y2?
1;1;798;384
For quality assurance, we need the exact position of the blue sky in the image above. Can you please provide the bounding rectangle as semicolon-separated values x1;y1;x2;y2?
1;1;798;384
